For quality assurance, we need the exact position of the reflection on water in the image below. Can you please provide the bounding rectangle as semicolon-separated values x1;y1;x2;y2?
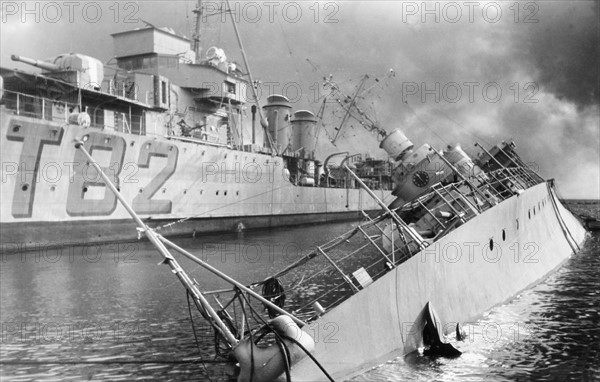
0;222;356;381
1;222;599;381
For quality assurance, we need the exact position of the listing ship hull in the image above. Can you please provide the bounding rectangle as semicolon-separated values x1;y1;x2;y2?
291;182;587;380
0;109;392;252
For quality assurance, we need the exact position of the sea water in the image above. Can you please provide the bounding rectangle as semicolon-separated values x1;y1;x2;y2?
1;209;598;381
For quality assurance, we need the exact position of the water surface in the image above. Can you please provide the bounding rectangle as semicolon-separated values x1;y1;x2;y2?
1;219;599;381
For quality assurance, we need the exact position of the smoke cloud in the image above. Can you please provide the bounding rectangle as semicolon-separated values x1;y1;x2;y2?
1;1;598;198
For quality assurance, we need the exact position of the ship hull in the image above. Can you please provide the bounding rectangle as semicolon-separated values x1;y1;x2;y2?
0;109;392;252
0;211;369;252
291;182;588;380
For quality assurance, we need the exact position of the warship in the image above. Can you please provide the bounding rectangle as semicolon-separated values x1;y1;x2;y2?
2;2;589;381
75;113;588;381
0;8;394;252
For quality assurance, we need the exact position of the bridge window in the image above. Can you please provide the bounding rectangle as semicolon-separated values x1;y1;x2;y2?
224;81;236;94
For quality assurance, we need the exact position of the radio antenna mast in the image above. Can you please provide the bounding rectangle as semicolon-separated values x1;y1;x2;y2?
192;0;203;63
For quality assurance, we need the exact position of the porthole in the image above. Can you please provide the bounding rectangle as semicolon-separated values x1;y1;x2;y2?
516;219;519;230
236;191;240;196
50;186;56;192
489;238;494;251
130;141;135;147
183;189;187;194
83;186;88;193
21;184;29;191
528;210;531;219
224;191;228;196
200;190;204;195
502;229;506;241
216;191;219;195
12;124;21;133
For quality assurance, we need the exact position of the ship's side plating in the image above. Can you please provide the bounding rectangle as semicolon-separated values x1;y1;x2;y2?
0;109;390;251
291;182;587;380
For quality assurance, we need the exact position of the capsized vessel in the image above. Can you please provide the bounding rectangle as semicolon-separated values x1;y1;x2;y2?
73;118;587;380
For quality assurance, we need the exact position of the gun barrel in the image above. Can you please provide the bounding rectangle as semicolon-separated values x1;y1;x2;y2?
11;54;61;72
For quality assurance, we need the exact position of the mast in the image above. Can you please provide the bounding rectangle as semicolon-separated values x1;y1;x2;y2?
225;0;269;133
192;0;202;63
331;75;369;145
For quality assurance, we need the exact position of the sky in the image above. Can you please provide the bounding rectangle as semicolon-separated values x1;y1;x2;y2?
1;0;598;198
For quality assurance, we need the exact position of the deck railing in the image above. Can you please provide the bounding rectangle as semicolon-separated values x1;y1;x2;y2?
1;89;145;135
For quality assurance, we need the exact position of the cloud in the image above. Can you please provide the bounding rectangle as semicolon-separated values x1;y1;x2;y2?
514;1;599;108
1;1;598;198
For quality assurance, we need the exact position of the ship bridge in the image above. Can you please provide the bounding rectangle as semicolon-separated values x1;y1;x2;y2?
111;26;248;107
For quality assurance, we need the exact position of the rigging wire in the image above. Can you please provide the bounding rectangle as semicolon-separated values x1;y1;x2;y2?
187;291;215;381
402;100;451;148
432;108;492;147
276;15;309;105
238;290;293;382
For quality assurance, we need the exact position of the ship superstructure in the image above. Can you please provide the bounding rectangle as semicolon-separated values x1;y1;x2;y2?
0;24;394;251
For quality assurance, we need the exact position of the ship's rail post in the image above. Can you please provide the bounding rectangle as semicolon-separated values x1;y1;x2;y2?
344;165;427;251
474;142;521;198
486;170;516;200
417;199;447;228
514;167;532;187
360;210;409;253
449;184;481;215
356;226;395;266
391;218;395;264
428;146;497;208
518;167;539;187
514;168;529;188
474;166;513;201
440;185;478;218
431;185;467;223
496;143;545;184
317;247;360;293
504;167;528;190
158;237;307;326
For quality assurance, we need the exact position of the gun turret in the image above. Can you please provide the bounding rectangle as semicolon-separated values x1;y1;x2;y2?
11;53;104;90
11;55;61;72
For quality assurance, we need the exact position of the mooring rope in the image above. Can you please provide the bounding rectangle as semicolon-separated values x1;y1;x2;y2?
547;182;580;253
